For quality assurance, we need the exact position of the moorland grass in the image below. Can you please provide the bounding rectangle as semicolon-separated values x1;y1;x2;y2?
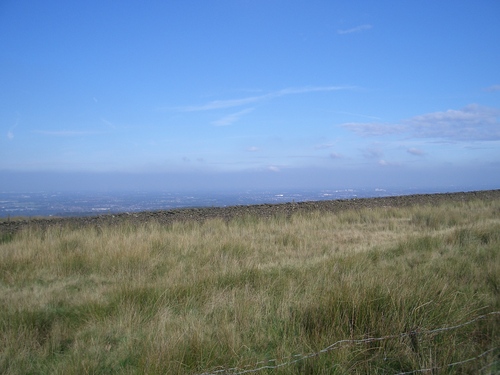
1;199;499;374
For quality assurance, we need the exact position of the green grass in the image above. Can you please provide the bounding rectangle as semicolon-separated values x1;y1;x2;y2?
1;199;499;374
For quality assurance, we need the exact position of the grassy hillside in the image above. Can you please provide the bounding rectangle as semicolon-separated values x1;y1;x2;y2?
1;197;499;374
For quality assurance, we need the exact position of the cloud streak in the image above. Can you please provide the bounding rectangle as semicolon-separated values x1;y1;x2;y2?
342;104;500;141
34;130;107;137
314;143;335;150
211;108;254;126
337;24;372;35
342;122;405;136
182;86;354;112
335;111;382;120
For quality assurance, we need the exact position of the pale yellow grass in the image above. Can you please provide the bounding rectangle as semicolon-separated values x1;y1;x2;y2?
1;199;499;374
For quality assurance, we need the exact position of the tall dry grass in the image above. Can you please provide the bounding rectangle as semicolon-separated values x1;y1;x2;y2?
1;199;499;374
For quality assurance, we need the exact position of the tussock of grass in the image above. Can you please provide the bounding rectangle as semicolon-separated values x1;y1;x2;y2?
1;199;499;374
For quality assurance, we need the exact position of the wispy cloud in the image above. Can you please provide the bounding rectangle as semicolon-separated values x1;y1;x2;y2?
34;130;106;137
182;86;354;112
337;24;372;35
361;146;399;167
183;95;262;112
363;146;384;159
314;142;335;150
342;104;500;141
211;108;254;126
483;84;500;92
329;152;343;159
7;118;19;140
407;148;425;156
342;122;405;137
100;118;117;129
247;146;259;152
335;111;382;120
378;159;400;166
407;104;500;141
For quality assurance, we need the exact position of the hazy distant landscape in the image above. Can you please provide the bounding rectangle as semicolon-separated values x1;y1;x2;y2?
0;186;487;218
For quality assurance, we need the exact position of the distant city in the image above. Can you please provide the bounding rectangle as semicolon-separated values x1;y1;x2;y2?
0;187;489;218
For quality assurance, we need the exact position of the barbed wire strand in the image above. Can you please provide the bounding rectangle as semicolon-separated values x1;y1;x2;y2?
478;353;500;374
198;311;500;375
394;347;498;375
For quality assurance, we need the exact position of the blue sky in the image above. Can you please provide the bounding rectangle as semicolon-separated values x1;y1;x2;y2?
1;1;499;192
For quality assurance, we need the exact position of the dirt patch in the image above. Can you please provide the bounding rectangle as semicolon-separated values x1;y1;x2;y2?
1;189;499;236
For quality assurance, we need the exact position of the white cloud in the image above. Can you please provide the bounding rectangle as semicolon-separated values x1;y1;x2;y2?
337;24;372;35
182;86;354;112
407;104;500;141
268;165;280;172
329;152;343;159
342;104;500;141
211;108;254;126
247;146;259;152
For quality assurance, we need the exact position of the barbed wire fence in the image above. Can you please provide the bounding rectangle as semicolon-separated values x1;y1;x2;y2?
198;311;500;375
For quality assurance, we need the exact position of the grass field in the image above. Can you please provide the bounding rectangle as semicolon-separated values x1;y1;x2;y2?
1;197;499;374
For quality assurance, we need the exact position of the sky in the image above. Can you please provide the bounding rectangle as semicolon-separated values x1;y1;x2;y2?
1;1;499;192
